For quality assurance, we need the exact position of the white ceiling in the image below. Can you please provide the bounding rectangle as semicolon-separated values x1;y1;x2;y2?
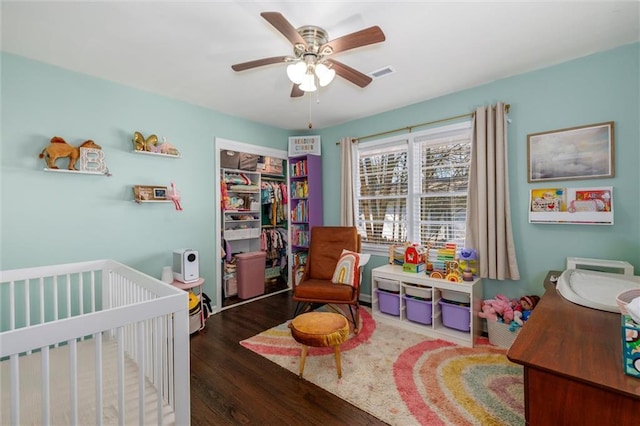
2;1;639;131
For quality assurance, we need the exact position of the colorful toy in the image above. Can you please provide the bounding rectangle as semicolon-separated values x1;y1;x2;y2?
39;136;102;170
457;247;478;277
403;244;426;273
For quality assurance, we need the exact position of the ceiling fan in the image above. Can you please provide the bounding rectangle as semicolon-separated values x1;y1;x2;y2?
231;12;386;97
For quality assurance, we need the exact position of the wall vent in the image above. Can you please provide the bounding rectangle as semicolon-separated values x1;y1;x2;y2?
369;66;396;79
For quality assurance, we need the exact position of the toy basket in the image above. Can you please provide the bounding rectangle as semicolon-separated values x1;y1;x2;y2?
486;319;521;348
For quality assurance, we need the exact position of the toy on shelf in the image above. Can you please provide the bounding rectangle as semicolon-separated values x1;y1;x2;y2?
403;243;426;273
457;247;478;281
388;242;410;265
157;137;180;156
168;181;183;211
39;136;102;171
444;260;461;282
430;242;457;279
133;131;158;152
133;132;181;156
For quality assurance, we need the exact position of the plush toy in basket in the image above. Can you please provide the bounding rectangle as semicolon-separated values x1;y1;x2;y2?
479;294;540;348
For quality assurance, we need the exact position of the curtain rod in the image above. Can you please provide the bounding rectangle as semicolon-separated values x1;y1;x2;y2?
337;104;510;144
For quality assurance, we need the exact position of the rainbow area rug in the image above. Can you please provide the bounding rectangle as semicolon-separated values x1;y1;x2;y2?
240;307;524;425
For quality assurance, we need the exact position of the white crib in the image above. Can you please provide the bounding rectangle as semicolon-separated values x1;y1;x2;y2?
0;259;190;425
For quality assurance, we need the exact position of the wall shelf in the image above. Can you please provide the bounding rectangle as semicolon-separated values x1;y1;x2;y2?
44;168;109;176
134;199;172;204
132;150;181;159
528;186;613;225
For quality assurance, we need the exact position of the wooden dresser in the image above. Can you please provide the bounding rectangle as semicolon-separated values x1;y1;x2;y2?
507;271;640;426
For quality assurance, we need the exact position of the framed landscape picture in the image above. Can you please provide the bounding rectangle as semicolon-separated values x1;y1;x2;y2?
527;121;614;183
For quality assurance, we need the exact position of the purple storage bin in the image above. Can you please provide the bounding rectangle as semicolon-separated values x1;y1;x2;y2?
404;295;432;325
439;299;470;331
376;289;400;316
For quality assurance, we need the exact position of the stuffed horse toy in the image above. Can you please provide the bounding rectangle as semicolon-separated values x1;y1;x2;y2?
168;181;182;211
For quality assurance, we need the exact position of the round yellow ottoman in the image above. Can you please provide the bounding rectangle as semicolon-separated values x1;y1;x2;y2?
289;312;350;379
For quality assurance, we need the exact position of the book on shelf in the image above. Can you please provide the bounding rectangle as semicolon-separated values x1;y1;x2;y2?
530;188;566;212
572;189;612;212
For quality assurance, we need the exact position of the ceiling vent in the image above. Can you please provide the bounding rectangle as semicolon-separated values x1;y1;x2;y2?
369;66;396;79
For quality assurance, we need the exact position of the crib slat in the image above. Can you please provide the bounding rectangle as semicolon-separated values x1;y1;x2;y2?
66;274;71;319
25;281;30;326
90;271;96;313
9;280;15;330
10;354;19;426
137;321;146;425
69;338;78;426
155;317;163;426
42;346;51;425
117;327;125;425
39;277;45;327
94;332;103;426
79;273;84;316
53;276;58;347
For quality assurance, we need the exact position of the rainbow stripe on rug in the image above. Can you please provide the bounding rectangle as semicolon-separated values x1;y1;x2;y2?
240;307;524;426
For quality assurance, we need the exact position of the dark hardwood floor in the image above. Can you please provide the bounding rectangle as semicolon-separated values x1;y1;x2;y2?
189;290;387;425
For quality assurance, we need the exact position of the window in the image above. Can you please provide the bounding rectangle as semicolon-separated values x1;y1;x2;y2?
354;121;472;254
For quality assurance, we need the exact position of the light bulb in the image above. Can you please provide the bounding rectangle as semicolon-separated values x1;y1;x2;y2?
287;62;306;85
315;63;336;87
299;73;317;92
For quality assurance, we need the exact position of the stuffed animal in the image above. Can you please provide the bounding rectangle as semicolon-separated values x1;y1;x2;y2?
478;294;516;323
157;137;180;156
478;299;498;321
168;181;182;211
39;136;102;170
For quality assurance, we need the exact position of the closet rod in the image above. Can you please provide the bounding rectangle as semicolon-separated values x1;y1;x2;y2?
338;104;510;144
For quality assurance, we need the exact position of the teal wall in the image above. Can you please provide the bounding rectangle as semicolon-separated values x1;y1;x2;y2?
2;43;639;306
0;53;289;306
319;43;640;299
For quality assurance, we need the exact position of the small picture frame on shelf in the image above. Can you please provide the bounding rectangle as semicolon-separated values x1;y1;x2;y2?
154;187;167;200
133;185;167;201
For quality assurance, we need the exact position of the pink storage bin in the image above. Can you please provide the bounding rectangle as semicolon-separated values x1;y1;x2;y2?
236;251;266;299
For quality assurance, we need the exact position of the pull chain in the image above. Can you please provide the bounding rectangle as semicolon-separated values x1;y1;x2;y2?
308;91;313;129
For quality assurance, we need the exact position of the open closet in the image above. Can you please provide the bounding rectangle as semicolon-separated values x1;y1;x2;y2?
215;138;290;310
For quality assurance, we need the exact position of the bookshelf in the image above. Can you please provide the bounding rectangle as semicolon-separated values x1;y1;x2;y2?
289;154;323;270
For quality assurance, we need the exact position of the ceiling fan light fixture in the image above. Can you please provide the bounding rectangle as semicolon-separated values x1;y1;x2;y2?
287;61;306;84
299;73;317;92
315;63;336;87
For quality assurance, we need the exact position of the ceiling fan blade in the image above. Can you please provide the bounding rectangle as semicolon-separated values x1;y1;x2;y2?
261;12;308;48
325;59;373;88
321;26;385;55
290;84;304;98
231;56;289;72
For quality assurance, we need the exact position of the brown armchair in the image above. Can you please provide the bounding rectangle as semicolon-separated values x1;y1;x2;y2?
292;226;363;333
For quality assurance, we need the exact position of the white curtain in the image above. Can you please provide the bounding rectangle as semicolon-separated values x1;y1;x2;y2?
339;137;356;226
466;103;520;280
